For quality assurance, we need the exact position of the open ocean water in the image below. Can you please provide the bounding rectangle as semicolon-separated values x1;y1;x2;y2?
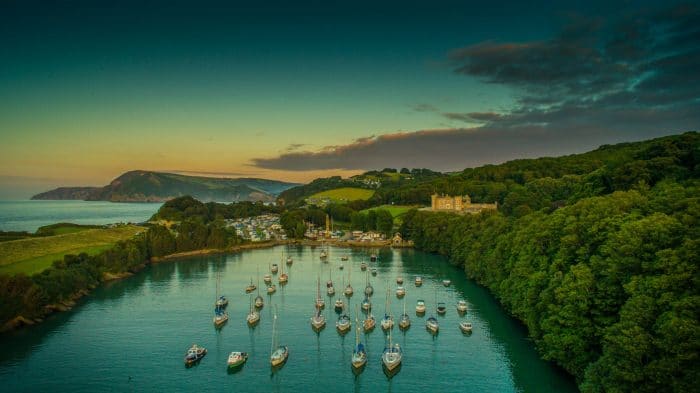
0;200;162;232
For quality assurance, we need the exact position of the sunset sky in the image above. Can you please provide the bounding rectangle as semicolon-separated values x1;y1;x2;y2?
1;0;698;198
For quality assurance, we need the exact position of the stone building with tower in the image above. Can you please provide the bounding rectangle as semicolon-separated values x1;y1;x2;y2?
430;194;497;214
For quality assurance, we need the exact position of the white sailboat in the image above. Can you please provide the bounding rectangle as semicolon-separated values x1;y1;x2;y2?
351;306;367;370
214;265;228;308
255;266;264;309
364;271;373;296
457;300;468;313
399;296;411;330
315;275;325;309
381;285;394;331
382;313;402;372
279;258;288;284
416;299;426;314
246;295;260;326
344;267;354;297
311;306;326;331
336;304;351;334
396;286;406;298
363;308;376;332
270;305;289;368
326;268;335;296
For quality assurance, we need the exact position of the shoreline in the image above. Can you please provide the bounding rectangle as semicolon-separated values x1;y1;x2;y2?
2;239;408;333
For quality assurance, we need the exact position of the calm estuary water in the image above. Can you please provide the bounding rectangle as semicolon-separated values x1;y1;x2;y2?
0;246;578;392
0;200;162;232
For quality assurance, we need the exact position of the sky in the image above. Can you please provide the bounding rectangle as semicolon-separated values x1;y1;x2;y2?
0;0;698;198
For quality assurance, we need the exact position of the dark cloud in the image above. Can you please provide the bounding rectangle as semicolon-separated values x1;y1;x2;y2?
251;4;699;173
166;170;259;177
284;143;307;152
442;112;503;123
449;3;699;110
410;103;439;112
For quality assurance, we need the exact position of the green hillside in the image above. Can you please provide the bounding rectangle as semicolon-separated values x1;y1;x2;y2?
32;170;300;202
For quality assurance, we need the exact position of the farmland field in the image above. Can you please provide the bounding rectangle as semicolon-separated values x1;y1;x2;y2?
0;225;145;275
307;187;375;203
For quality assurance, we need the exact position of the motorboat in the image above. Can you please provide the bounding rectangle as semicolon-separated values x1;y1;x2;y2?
227;351;248;369
184;344;206;366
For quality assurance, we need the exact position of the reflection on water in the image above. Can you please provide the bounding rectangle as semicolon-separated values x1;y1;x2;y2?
0;246;578;392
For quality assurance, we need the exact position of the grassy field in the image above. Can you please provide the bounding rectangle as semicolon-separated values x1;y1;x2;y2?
0;225;145;276
361;205;418;217
308;187;375;203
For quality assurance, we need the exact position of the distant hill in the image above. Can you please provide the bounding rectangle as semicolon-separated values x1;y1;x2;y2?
31;171;300;203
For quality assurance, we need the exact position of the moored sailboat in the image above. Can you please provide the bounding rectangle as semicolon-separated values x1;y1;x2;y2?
336;308;351;334
364;271;373;296
315;276;325;309
311;306;326;332
255;267;264;309
415;276;423;286
271;263;278;274
381;285;394;331
270;306;289;368
334;298;344;313
457;300;468;313
382;318;402;373
351;307;367;370
213;306;229;327
245;277;256;293
416;299;426;314
247;296;260;326
426;315;439;334
437;302;447;315
344;268;354;297
399;297;411;330
278;261;288;284
363;309;376;332
361;296;372;311
396;286;406;298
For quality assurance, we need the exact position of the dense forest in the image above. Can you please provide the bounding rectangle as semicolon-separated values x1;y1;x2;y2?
399;132;699;392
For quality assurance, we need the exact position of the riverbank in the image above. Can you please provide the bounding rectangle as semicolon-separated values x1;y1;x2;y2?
1;237;408;333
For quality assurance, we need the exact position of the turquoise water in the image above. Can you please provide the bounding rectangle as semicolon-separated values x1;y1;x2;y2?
0;200;162;232
0;246;578;392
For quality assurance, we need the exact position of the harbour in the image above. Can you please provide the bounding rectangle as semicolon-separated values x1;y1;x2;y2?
0;245;577;392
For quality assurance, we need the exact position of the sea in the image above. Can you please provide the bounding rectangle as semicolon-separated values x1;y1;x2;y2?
0;200;163;232
0;246;579;392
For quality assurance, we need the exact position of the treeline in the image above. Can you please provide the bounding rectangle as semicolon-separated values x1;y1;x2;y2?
0;231;150;327
376;132;700;211
278;168;444;207
1;199;254;329
400;132;699;392
152;196;281;223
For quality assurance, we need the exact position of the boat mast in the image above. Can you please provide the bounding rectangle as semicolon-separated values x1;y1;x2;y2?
355;305;360;347
271;305;277;356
